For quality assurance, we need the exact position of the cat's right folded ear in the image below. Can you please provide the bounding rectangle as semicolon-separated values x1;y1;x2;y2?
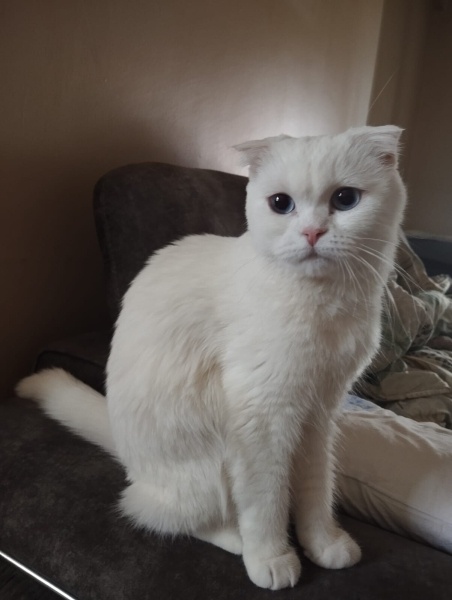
350;125;404;169
233;135;292;174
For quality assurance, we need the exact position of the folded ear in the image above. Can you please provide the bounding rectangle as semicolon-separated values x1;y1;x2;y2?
350;125;403;168
233;134;292;174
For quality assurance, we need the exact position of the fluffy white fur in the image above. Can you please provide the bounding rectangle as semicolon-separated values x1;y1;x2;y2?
17;126;406;590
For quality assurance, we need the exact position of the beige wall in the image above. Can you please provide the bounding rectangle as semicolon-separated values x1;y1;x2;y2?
1;0;385;397
367;0;429;174
404;5;452;236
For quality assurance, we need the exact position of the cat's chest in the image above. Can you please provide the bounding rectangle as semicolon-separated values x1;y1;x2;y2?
223;266;381;384
235;294;377;376
281;308;369;362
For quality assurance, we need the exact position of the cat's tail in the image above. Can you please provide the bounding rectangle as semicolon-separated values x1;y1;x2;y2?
16;368;116;455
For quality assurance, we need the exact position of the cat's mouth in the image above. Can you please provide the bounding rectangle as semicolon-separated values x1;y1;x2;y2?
305;248;320;260
300;249;333;271
277;244;332;268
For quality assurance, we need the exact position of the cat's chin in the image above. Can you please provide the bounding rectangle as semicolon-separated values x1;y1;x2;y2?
283;254;335;279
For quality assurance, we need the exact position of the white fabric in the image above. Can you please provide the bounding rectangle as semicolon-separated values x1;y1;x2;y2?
337;397;452;554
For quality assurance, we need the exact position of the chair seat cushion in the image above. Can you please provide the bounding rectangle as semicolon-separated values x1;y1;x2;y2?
1;396;452;599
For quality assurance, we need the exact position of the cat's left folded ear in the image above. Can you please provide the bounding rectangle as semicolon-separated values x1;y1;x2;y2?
233;134;293;173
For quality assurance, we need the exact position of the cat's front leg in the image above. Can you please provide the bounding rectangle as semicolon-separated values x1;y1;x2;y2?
293;415;361;569
229;424;301;590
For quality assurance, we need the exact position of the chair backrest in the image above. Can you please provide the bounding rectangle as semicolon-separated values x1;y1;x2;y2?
93;162;248;321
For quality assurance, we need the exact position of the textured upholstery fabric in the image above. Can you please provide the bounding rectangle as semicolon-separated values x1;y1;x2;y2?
0;557;59;599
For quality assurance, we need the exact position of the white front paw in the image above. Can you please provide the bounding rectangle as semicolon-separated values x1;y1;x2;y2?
244;549;301;590
304;528;361;570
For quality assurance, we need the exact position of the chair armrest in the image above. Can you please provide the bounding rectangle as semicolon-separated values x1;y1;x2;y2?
35;330;112;394
408;235;452;278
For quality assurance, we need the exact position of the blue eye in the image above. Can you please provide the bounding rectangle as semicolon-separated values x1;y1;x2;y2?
268;193;295;214
330;187;361;211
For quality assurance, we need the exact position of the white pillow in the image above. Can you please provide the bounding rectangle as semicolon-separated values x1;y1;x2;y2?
336;396;452;554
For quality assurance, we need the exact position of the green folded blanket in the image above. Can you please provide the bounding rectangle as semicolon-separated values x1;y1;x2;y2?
356;231;452;428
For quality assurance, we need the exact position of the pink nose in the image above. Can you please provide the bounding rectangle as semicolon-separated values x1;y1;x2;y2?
302;227;327;247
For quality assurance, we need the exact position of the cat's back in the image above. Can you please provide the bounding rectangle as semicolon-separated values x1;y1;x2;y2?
125;233;238;313
108;233;246;376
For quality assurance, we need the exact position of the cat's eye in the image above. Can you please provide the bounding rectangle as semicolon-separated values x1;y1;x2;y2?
268;193;295;214
330;187;361;211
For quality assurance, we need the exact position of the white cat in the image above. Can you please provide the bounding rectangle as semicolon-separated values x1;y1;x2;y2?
17;126;406;590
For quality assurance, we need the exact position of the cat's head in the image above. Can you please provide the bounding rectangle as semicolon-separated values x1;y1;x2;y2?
236;126;406;282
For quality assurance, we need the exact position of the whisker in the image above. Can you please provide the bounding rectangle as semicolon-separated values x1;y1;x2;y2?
354;242;423;299
341;255;368;305
349;253;412;346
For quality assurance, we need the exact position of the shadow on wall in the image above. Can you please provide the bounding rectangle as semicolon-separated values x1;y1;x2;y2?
1;108;183;398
